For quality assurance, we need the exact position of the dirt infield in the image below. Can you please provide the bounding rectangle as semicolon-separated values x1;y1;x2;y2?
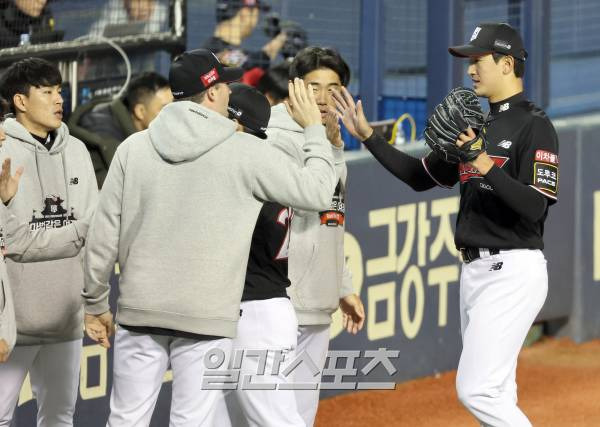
315;338;600;426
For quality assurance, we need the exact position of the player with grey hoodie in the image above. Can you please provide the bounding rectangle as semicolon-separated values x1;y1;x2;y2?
266;47;366;426
0;124;16;364
82;49;337;426
0;58;98;426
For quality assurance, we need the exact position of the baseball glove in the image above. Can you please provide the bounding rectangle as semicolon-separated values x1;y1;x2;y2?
425;87;487;163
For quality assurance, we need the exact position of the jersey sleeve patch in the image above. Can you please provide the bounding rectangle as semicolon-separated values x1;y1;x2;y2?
532;162;558;198
534;150;559;165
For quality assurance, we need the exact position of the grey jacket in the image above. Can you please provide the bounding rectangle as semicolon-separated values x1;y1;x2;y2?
0;119;98;345
83;101;336;338
0;251;16;354
267;104;354;326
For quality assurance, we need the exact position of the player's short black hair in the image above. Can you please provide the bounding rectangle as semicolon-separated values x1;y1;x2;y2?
493;53;525;78
123;72;170;113
256;62;290;102
0;57;62;114
289;47;350;86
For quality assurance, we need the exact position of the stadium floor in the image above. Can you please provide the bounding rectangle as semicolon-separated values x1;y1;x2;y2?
316;338;600;426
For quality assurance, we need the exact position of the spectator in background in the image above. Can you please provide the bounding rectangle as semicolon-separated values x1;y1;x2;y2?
0;0;54;48
68;72;173;187
256;61;290;106
203;0;286;84
88;0;168;37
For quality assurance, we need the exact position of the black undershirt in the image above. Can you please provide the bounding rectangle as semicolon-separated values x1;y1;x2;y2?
30;131;55;151
119;324;224;341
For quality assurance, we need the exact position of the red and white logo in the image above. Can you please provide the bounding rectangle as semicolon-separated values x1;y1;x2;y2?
459;155;509;183
201;68;220;87
534;150;558;165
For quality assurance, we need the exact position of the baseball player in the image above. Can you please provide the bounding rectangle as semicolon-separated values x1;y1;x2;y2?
267;46;365;426
82;49;337;426
218;83;304;426
0;124;17;364
0;58;98;426
333;22;558;427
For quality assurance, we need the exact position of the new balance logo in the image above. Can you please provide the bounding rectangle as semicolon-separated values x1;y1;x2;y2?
498;140;512;149
489;262;503;271
69;177;79;185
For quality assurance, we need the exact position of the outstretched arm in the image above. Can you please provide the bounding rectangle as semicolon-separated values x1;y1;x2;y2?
331;87;442;191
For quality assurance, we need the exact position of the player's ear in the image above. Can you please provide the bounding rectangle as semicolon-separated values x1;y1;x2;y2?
503;56;514;75
12;93;27;114
132;103;146;122
206;85;219;102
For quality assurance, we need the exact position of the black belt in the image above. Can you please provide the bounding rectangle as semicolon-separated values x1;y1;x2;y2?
459;247;500;263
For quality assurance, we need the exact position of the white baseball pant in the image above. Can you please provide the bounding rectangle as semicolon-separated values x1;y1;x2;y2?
215;297;303;427
0;339;82;427
456;249;548;427
294;324;330;427
108;327;231;427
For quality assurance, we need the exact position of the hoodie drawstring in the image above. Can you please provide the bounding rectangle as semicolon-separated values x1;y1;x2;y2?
33;142;47;203
60;151;70;219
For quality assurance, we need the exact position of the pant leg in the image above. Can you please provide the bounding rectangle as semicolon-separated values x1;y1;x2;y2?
455;250;548;427
294;324;330;427
169;336;232;427
29;340;82;427
108;328;170;427
0;345;39;426
232;298;303;427
213;390;245;427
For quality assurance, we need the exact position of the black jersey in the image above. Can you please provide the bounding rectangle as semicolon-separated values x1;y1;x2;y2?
424;92;559;250
242;202;292;301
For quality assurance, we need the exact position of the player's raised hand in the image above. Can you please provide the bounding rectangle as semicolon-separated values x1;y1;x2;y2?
85;312;114;349
332;87;373;141
0;158;24;205
285;78;322;129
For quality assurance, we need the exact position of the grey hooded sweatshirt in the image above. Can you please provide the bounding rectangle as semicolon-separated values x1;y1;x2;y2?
0;118;98;345
0;253;16;353
82;101;336;338
267;104;354;325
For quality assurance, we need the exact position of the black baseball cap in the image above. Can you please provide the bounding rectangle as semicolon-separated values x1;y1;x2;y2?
169;49;243;99
228;83;270;140
216;0;271;22
449;22;528;61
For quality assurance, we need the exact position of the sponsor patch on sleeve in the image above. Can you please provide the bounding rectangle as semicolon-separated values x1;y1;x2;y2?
534;150;559;165
533;162;558;196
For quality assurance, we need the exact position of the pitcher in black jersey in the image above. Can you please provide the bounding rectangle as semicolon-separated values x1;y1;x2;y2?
333;23;558;427
219;83;305;426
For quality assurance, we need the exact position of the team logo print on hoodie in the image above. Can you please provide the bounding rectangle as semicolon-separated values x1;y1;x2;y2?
320;181;346;227
29;195;77;231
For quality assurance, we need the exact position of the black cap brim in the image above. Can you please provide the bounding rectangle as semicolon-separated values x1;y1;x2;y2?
448;44;493;58
221;67;244;83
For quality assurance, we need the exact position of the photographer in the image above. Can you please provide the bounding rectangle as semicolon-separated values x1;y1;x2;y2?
203;0;285;71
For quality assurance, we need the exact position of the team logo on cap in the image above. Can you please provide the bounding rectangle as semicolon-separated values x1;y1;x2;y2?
470;27;481;41
201;68;220;87
227;106;243;118
494;39;512;50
